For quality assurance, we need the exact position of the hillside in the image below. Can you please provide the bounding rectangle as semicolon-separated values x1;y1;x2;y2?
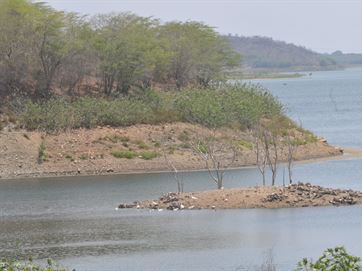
226;35;362;72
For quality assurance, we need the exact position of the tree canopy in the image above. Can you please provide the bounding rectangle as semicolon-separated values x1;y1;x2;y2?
0;0;240;99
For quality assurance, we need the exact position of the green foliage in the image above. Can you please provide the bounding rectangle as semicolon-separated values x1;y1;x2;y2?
111;150;159;160
133;140;149;149
17;84;283;132
296;247;361;271
0;1;241;98
38;141;46;164
160;21;240;88
174;84;283;129
111;150;137;159
139;151;159;160
0;258;67;271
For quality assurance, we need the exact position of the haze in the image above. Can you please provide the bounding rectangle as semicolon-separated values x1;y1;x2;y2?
42;0;362;54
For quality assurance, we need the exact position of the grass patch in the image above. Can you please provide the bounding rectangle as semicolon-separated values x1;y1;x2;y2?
16;84;283;132
133;140;149;149
139;151;159;160
0;258;67;271
38;141;46;164
238;139;253;150
111;150;137;159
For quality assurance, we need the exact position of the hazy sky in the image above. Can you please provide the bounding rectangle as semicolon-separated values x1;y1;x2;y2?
43;0;362;53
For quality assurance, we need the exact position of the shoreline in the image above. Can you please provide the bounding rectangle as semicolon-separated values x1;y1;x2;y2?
0;124;353;182
121;183;362;210
0;146;360;182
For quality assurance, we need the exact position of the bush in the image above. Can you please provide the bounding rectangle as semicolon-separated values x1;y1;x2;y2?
111;150;137;159
139;151;159;160
0;258;67;271
173;83;283;129
17;84;283;132
296;246;361;271
38;141;46;164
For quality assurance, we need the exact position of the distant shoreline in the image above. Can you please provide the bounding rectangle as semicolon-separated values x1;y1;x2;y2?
120;182;362;210
0;124;347;181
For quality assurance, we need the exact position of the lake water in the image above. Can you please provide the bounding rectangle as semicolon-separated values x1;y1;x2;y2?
2;68;362;271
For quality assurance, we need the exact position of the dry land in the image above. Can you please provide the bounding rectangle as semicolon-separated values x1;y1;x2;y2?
121;183;362;210
0;123;343;180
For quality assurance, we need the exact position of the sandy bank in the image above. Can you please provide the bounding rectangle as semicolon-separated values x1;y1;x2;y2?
0;123;344;180
120;183;362;210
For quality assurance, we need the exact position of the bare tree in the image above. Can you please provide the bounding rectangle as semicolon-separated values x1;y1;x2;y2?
264;128;279;186
285;131;297;185
160;137;184;194
252;119;282;186
252;127;268;186
192;132;237;190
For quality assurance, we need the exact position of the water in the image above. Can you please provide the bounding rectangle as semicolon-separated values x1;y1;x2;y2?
2;68;362;271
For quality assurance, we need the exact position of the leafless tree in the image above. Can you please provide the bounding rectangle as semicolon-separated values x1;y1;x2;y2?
264;128;279;186
160;137;184;194
252;127;268;186
192;132;237;190
285;131;297;185
252;120;282;186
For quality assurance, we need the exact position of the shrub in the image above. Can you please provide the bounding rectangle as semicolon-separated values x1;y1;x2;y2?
111;150;137;159
296;246;361;271
133;140;149;149
139;151;159;160
0;258;67;271
17;84;284;132
38;141;46;164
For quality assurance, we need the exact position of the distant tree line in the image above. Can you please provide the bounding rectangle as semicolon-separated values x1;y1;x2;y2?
226;35;338;70
0;0;240;100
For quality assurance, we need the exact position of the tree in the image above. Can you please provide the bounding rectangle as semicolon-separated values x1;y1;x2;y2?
192;132;237;190
0;0;92;98
160;21;240;89
252;125;268;186
296;246;361;271
92;13;165;95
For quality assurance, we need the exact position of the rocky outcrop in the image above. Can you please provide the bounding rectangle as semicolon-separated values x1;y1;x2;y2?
118;183;362;210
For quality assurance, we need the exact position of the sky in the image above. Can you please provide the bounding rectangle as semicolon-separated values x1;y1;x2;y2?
42;0;362;54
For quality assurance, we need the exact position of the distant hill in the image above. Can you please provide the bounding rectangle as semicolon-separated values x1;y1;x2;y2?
226;35;362;71
328;50;362;66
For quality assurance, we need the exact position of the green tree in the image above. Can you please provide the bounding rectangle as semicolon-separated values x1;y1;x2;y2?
92;13;165;95
160;21;240;89
296;246;361;271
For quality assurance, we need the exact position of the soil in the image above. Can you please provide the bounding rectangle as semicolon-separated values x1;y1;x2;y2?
121;183;362;210
0;122;344;180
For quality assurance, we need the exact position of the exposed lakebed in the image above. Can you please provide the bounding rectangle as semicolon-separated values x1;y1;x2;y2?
2;68;362;271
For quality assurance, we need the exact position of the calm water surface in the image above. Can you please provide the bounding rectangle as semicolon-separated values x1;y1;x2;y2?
2;68;362;271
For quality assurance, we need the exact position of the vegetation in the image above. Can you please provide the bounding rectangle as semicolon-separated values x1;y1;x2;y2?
296;246;361;271
0;258;66;271
14;84;283;132
111;150;159;160
37;141;46;164
0;0;239;100
227;35;337;71
111;150;137;159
